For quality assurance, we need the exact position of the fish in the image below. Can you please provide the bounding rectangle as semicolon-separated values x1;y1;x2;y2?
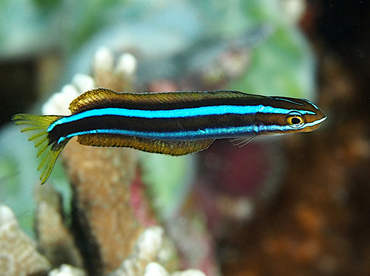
12;88;326;184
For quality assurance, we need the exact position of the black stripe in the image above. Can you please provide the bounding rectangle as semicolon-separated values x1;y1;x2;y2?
48;113;257;141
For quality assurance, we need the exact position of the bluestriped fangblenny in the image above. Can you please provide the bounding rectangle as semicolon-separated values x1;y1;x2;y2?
12;88;326;184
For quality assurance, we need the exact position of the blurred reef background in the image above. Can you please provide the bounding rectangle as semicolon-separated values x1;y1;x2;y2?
1;0;370;275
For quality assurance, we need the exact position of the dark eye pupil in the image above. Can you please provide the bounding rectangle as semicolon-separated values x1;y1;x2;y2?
291;117;301;124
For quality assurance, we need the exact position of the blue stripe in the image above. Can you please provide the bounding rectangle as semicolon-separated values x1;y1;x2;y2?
49;105;315;131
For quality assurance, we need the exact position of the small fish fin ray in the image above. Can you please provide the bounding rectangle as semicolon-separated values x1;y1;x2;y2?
77;133;215;156
12;113;66;184
229;134;256;147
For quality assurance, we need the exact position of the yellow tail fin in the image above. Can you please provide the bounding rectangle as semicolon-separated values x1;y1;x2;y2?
12;114;65;184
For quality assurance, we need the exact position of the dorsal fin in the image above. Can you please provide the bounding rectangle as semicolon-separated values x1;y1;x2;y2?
69;88;121;114
69;88;263;114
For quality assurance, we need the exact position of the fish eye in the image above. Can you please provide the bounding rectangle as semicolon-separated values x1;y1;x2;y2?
287;111;305;128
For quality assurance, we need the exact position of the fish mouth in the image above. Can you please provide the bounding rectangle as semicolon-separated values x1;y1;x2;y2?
314;115;327;126
317;109;327;124
297;109;326;132
307;110;327;131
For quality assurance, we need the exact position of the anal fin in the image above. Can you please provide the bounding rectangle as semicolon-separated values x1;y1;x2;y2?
77;133;215;156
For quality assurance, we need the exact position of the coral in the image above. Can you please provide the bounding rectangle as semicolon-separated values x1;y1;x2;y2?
144;262;206;276
144;263;168;276
49;264;86;276
0;204;51;276
91;46;136;93
42;74;95;116
109;227;194;276
34;184;83;269
164;217;219;276
62;136;144;275
55;48;170;275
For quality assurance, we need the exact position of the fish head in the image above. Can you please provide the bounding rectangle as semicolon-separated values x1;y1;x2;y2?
256;97;327;134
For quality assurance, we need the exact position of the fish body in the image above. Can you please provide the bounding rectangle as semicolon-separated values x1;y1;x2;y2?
12;88;326;184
